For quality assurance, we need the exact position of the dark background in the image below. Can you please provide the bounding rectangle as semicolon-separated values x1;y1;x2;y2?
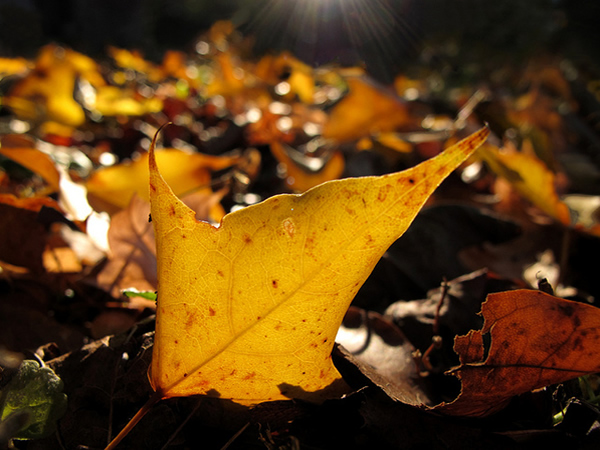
0;0;598;82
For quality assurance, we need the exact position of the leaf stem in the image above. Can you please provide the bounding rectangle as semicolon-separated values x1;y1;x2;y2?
105;391;162;450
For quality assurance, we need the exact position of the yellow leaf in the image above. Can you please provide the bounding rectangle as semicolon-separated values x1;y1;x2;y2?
478;143;571;224
93;86;163;117
148;126;490;405
86;149;239;217
2;45;104;127
0;57;30;77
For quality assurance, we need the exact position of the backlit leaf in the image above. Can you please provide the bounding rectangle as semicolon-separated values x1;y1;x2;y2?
148;126;489;405
434;289;600;417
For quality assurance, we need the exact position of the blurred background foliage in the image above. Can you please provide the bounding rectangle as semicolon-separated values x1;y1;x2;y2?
0;0;598;82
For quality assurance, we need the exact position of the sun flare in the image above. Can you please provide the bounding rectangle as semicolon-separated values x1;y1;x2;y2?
244;0;421;79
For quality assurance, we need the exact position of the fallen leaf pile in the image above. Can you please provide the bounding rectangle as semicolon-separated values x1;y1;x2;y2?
1;18;600;449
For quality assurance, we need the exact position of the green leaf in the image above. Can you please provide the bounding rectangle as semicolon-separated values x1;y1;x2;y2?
123;288;157;301
0;360;67;440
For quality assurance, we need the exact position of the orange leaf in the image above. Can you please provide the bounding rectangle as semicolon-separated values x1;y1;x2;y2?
478;143;571;224
322;78;416;143
0;147;61;194
269;141;345;192
148;126;489;405
434;289;600;417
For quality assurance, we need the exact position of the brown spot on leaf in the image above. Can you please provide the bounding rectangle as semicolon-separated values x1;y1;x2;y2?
377;184;393;202
209;307;216;316
272;279;278;288
217;270;224;277
243;372;256;380
282;218;295;238
242;233;252;244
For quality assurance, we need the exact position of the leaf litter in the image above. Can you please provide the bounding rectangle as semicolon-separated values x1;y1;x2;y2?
1;17;600;449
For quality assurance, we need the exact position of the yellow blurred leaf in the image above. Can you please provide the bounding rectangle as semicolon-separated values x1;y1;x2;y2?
86;149;239;217
3;45;105;127
148;126;490;405
93;86;163;117
478;143;571;225
0;57;30;77
108;47;163;82
322;77;415;143
375;132;413;153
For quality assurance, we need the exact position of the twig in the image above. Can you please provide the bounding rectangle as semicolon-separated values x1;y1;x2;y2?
160;398;204;450
105;391;162;450
221;422;250;450
433;277;449;336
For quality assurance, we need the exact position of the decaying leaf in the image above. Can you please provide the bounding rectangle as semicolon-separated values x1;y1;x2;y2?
336;307;430;406
434;289;600;417
0;360;67;441
148;126;489;405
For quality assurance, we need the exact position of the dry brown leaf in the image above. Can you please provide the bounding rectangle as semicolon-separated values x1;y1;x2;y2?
433;289;600;417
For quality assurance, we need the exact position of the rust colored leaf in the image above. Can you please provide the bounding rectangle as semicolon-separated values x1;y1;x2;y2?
434;289;600;417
